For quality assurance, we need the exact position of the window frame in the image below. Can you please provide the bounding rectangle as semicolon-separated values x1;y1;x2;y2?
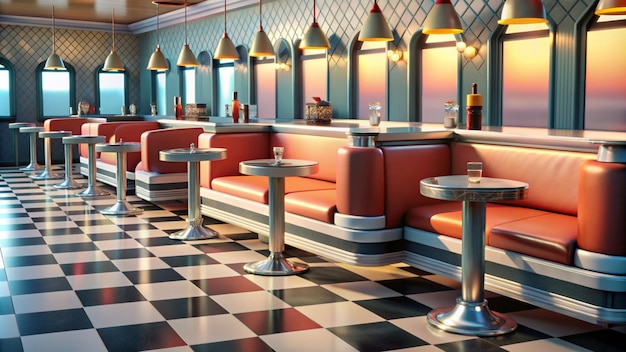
94;64;128;115
36;61;76;121
0;58;16;120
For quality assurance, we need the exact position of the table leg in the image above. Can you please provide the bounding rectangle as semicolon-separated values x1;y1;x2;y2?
55;143;82;189
13;129;20;167
76;144;109;197
243;176;309;276
427;201;517;336
21;132;42;171
169;161;218;240
32;137;60;179
101;151;142;215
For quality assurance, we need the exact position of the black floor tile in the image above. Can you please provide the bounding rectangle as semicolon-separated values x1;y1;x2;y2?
151;296;228;319
235;308;322;335
97;321;186;351
9;277;72;295
355;296;431;319
271;286;347;306
160;254;220;267
60;260;119;275
328;321;429;352
76;286;147;306
123;268;185;284
16;308;93;336
191;337;273;352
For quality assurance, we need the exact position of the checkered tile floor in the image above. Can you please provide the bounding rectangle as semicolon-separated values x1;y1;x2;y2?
0;166;624;351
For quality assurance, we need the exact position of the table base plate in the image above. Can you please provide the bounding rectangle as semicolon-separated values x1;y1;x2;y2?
54;179;83;190
169;224;218;240
76;186;110;197
100;200;143;216
31;169;61;180
21;163;43;172
427;298;517;336
243;252;309;276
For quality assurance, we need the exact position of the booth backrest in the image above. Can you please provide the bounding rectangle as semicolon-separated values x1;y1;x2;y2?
270;133;347;183
98;122;161;171
80;121;159;158
44;117;90;134
138;127;205;174
381;144;451;228
450;142;595;215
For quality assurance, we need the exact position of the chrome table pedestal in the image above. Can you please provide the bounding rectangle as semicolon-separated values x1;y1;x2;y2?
420;175;528;336
67;135;109;197
19;126;44;171
159;145;227;240
239;159;319;276
9;122;34;167
55;136;84;190
31;131;71;180
96;142;142;216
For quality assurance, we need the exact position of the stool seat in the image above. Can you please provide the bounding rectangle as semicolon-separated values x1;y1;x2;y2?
19;126;44;171
32;130;72;180
159;148;226;163
9;122;34;129
64;135;106;145
96;142;141;154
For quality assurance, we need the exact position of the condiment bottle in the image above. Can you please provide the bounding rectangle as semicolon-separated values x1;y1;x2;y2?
231;92;240;123
466;83;482;130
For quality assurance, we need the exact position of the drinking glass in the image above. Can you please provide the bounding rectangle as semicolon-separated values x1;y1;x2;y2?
369;102;381;126
273;147;284;165
467;162;483;183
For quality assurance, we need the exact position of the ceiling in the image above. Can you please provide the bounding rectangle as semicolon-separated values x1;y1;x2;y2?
0;0;206;25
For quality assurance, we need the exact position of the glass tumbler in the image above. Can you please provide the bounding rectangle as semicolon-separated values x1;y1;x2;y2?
369;102;381;126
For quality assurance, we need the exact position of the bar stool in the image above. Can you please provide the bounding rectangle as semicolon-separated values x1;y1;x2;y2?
32;130;71;180
56;136;85;190
66;135;109;197
18;126;44;171
8;122;34;167
96;141;142;215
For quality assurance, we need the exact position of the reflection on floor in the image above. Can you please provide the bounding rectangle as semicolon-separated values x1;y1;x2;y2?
0;166;623;351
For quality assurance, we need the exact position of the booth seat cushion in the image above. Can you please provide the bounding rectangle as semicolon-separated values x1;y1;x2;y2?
405;203;547;241
285;190;337;223
489;212;578;265
211;176;335;204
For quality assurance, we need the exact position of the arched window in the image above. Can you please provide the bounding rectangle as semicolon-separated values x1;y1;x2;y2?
36;61;76;121
301;48;328;118
95;65;128;115
356;41;387;121
585;15;626;131
421;35;457;123
253;57;276;119
0;58;15;119
151;70;167;116
500;23;550;127
215;59;234;116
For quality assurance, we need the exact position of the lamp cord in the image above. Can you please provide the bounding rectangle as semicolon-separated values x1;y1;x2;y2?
51;6;56;53
223;0;227;33
313;0;317;23
184;2;188;44
259;0;263;30
111;9;116;51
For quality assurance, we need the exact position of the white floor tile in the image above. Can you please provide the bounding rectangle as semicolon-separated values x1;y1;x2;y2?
134;281;206;301
66;271;133;290
322;281;402;301
173;264;240;280
111;257;170;272
296;301;385;328
147;244;205;257
85;301;164;328
207;250;268;264
261;328;359;352
243;274;318;291
211;290;291;314
5;264;64;281
12;290;82;314
168;314;256;345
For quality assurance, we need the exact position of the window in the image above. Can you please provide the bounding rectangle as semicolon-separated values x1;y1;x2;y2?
301;49;327;116
0;58;15;118
356;41;387;121
153;70;167;116
181;66;196;105
216;60;234;116
585;15;626;131
421;35;457;123
36;62;76;120
254;58;275;118
501;23;550;127
95;66;127;115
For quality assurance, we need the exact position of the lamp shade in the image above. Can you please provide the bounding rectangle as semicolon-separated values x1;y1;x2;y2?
498;0;548;25
358;1;393;41
595;0;626;15
45;53;65;70
177;44;199;67
250;28;275;57
104;51;124;71
215;33;240;60
423;0;463;35
300;23;330;49
147;45;168;71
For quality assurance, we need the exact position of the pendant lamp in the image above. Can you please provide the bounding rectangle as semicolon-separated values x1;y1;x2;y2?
103;10;124;71
423;0;463;35
44;6;65;70
595;0;626;15
214;0;239;60
249;0;275;57
358;0;393;41
177;2;199;67
300;0;330;50
498;0;547;25
147;3;168;71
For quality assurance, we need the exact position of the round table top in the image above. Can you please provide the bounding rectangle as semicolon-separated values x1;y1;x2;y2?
239;159;319;178
160;147;227;163
420;175;528;202
39;130;71;138
19;126;44;133
96;142;141;153
62;135;106;145
9;122;34;129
